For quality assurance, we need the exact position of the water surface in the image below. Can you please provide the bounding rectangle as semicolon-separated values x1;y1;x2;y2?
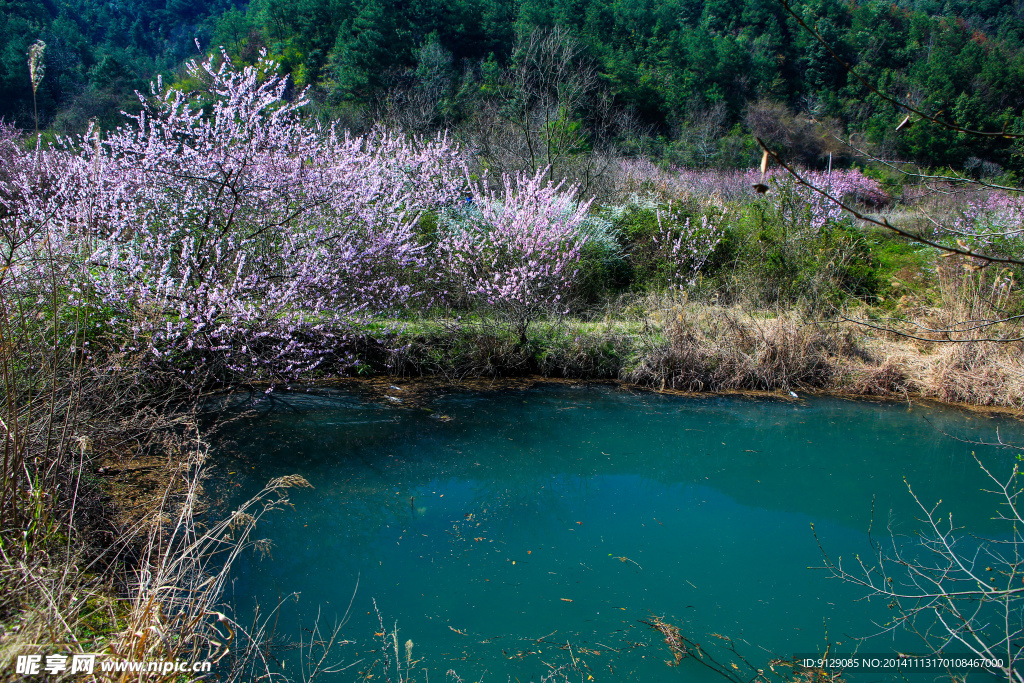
212;385;1022;681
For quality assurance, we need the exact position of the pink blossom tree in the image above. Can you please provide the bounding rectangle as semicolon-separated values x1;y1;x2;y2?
35;49;468;381
437;168;593;341
652;205;726;288
0;124;95;317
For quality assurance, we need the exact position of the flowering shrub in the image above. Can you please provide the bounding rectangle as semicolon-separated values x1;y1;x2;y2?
772;174;847;234
805;168;887;206
777;169;886;233
437;168;593;336
653;206;726;287
943;190;1024;248
598;194;725;290
617;160;887;216
2;51;468;381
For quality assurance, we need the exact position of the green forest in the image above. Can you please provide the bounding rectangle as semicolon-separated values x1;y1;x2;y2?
5;0;1024;172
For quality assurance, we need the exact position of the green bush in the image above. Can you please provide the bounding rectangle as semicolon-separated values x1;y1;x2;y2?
703;196;886;307
601;196;722;293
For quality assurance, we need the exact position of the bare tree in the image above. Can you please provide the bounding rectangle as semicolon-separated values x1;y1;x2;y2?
815;455;1024;682
500;26;595;179
463;27;642;200
745;98;845;167
374;36;455;134
678;100;728;168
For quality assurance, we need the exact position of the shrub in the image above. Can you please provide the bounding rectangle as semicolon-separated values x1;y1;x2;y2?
435;168;593;339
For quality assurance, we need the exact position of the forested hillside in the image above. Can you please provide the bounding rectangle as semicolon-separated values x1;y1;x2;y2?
4;0;1024;170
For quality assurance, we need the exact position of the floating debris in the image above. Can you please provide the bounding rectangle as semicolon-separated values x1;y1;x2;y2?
613;556;643;570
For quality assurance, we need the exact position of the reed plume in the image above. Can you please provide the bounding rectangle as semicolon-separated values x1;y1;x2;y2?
27;39;46;138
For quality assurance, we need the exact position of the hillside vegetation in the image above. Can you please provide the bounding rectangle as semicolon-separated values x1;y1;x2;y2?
5;0;1024;173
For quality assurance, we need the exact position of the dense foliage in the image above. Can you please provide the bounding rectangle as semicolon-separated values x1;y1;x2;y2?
5;0;1024;172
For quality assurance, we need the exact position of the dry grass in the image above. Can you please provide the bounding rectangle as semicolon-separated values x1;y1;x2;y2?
628;304;854;392
113;463;315;683
0;412;319;682
925;341;1024;406
621;298;1024;409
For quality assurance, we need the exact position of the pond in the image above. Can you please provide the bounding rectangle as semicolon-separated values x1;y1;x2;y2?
211;384;1023;682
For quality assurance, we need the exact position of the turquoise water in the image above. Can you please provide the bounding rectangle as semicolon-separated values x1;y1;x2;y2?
212;385;1022;681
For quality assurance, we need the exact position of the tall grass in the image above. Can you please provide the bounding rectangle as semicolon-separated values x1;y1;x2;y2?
0;124;318;680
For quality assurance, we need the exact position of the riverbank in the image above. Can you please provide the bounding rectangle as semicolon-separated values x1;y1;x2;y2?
296;372;1024;419
373;302;1024;412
